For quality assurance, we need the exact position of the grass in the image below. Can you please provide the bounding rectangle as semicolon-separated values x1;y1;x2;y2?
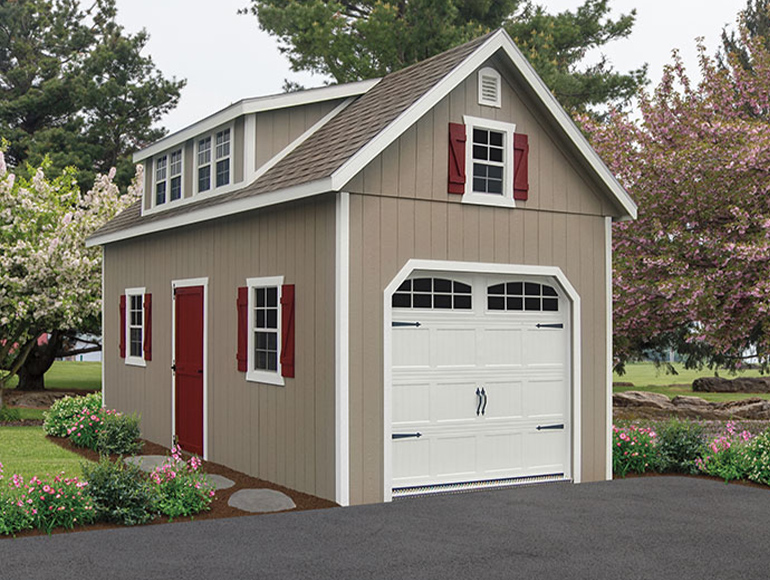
4;361;101;391
0;427;92;481
614;362;770;402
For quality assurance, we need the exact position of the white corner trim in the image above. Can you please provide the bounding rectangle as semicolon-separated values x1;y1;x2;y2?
86;178;333;247
171;277;209;459
605;216;613;481
101;246;106;408
134;79;381;162
330;29;636;220
335;191;350;506
382;259;583;500
245;275;285;387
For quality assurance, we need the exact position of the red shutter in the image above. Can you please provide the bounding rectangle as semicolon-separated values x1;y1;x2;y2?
143;293;152;361
119;295;126;359
280;284;295;378
448;122;466;194
514;133;529;201
237;287;248;372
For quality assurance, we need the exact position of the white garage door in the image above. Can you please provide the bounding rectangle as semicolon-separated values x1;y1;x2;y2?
391;272;571;493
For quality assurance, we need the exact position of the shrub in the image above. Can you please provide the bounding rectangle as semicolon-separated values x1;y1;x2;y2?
743;428;770;486
67;407;111;449
653;419;708;474
81;457;157;526
96;413;143;456
612;424;657;477
696;421;753;482
23;474;97;534
150;446;215;519
0;462;33;536
43;392;102;437
0;405;21;422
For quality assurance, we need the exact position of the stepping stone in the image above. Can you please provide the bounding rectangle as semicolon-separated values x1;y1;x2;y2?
206;474;235;490
228;489;296;513
124;455;170;472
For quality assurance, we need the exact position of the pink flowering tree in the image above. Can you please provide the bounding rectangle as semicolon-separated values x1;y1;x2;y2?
582;24;770;371
0;152;139;397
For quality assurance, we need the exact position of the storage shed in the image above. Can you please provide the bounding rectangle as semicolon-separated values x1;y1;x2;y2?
87;29;637;506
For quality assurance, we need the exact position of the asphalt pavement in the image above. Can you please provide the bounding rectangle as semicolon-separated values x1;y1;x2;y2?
2;476;769;580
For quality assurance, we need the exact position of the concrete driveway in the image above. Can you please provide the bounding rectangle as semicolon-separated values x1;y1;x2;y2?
2;477;768;580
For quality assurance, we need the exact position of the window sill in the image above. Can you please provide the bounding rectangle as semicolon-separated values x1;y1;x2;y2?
461;192;515;208
246;370;285;387
125;357;146;368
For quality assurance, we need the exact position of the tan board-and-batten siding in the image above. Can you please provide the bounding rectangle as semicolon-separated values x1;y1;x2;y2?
103;194;338;502
344;61;611;504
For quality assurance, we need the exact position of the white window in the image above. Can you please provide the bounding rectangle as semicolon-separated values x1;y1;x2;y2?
462;115;515;208
125;287;146;367
196;126;231;194
246;276;284;386
478;67;502;108
154;149;183;206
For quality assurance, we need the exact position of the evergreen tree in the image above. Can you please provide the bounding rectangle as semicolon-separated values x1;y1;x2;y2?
243;0;647;112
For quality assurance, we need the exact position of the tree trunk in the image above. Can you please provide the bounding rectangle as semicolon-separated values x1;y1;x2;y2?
14;331;63;391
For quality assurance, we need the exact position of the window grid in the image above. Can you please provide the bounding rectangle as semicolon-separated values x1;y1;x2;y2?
215;129;230;187
487;282;559;312
392;278;472;310
472;128;504;195
128;294;143;358
155;155;167;205
170;150;182;201
253;286;279;372
198;137;212;192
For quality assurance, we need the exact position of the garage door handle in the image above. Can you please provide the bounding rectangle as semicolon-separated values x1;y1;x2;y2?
481;387;488;416
536;323;563;329
536;424;564;431
476;388;482;416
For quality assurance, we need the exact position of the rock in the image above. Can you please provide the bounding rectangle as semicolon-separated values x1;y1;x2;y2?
693;376;770;393
614;390;770;421
613;391;674;410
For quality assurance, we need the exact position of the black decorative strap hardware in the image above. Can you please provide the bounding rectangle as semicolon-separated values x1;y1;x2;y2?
481;387;488;416
536;323;563;329
393;321;421;327
476;387;482;416
536;424;565;431
392;433;423;439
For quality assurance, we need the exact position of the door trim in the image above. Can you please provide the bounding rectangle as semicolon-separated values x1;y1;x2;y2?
171;277;209;459
382;260;582;502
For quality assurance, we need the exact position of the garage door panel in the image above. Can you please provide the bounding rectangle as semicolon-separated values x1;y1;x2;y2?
392;383;431;425
393;439;431;481
524;379;567;419
393;328;431;368
480;432;523;474
481;381;523;420
524;431;568;473
480;328;523;367
434;435;478;478
433;382;479;423
524;328;567;367
433;328;477;367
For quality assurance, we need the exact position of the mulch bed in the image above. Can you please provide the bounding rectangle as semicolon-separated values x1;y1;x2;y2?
2;435;337;539
614;470;770;491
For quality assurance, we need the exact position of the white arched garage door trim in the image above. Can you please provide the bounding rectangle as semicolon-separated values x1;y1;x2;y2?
383;260;581;501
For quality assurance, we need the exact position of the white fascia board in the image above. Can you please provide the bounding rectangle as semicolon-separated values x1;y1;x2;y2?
85;178;333;247
134;79;380;163
331;29;637;220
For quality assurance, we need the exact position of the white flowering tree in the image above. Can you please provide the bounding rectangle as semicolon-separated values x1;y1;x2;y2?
0;152;139;399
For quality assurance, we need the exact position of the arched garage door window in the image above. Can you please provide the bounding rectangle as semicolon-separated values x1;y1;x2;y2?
392;278;472;309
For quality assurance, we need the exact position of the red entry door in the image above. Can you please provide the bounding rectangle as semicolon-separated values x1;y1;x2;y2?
174;286;204;455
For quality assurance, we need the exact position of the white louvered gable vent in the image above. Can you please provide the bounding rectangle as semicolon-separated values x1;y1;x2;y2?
478;67;501;108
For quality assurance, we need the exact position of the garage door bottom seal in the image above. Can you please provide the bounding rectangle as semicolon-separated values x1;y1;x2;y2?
393;473;569;499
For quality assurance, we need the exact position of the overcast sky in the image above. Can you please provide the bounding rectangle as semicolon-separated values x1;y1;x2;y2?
114;0;748;134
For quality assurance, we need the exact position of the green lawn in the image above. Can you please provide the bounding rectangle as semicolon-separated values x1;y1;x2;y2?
613;362;770;402
0;427;92;481
4;361;101;391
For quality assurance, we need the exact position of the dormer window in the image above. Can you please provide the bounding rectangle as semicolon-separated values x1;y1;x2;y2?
197;127;231;193
154;148;183;206
478;67;501;108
